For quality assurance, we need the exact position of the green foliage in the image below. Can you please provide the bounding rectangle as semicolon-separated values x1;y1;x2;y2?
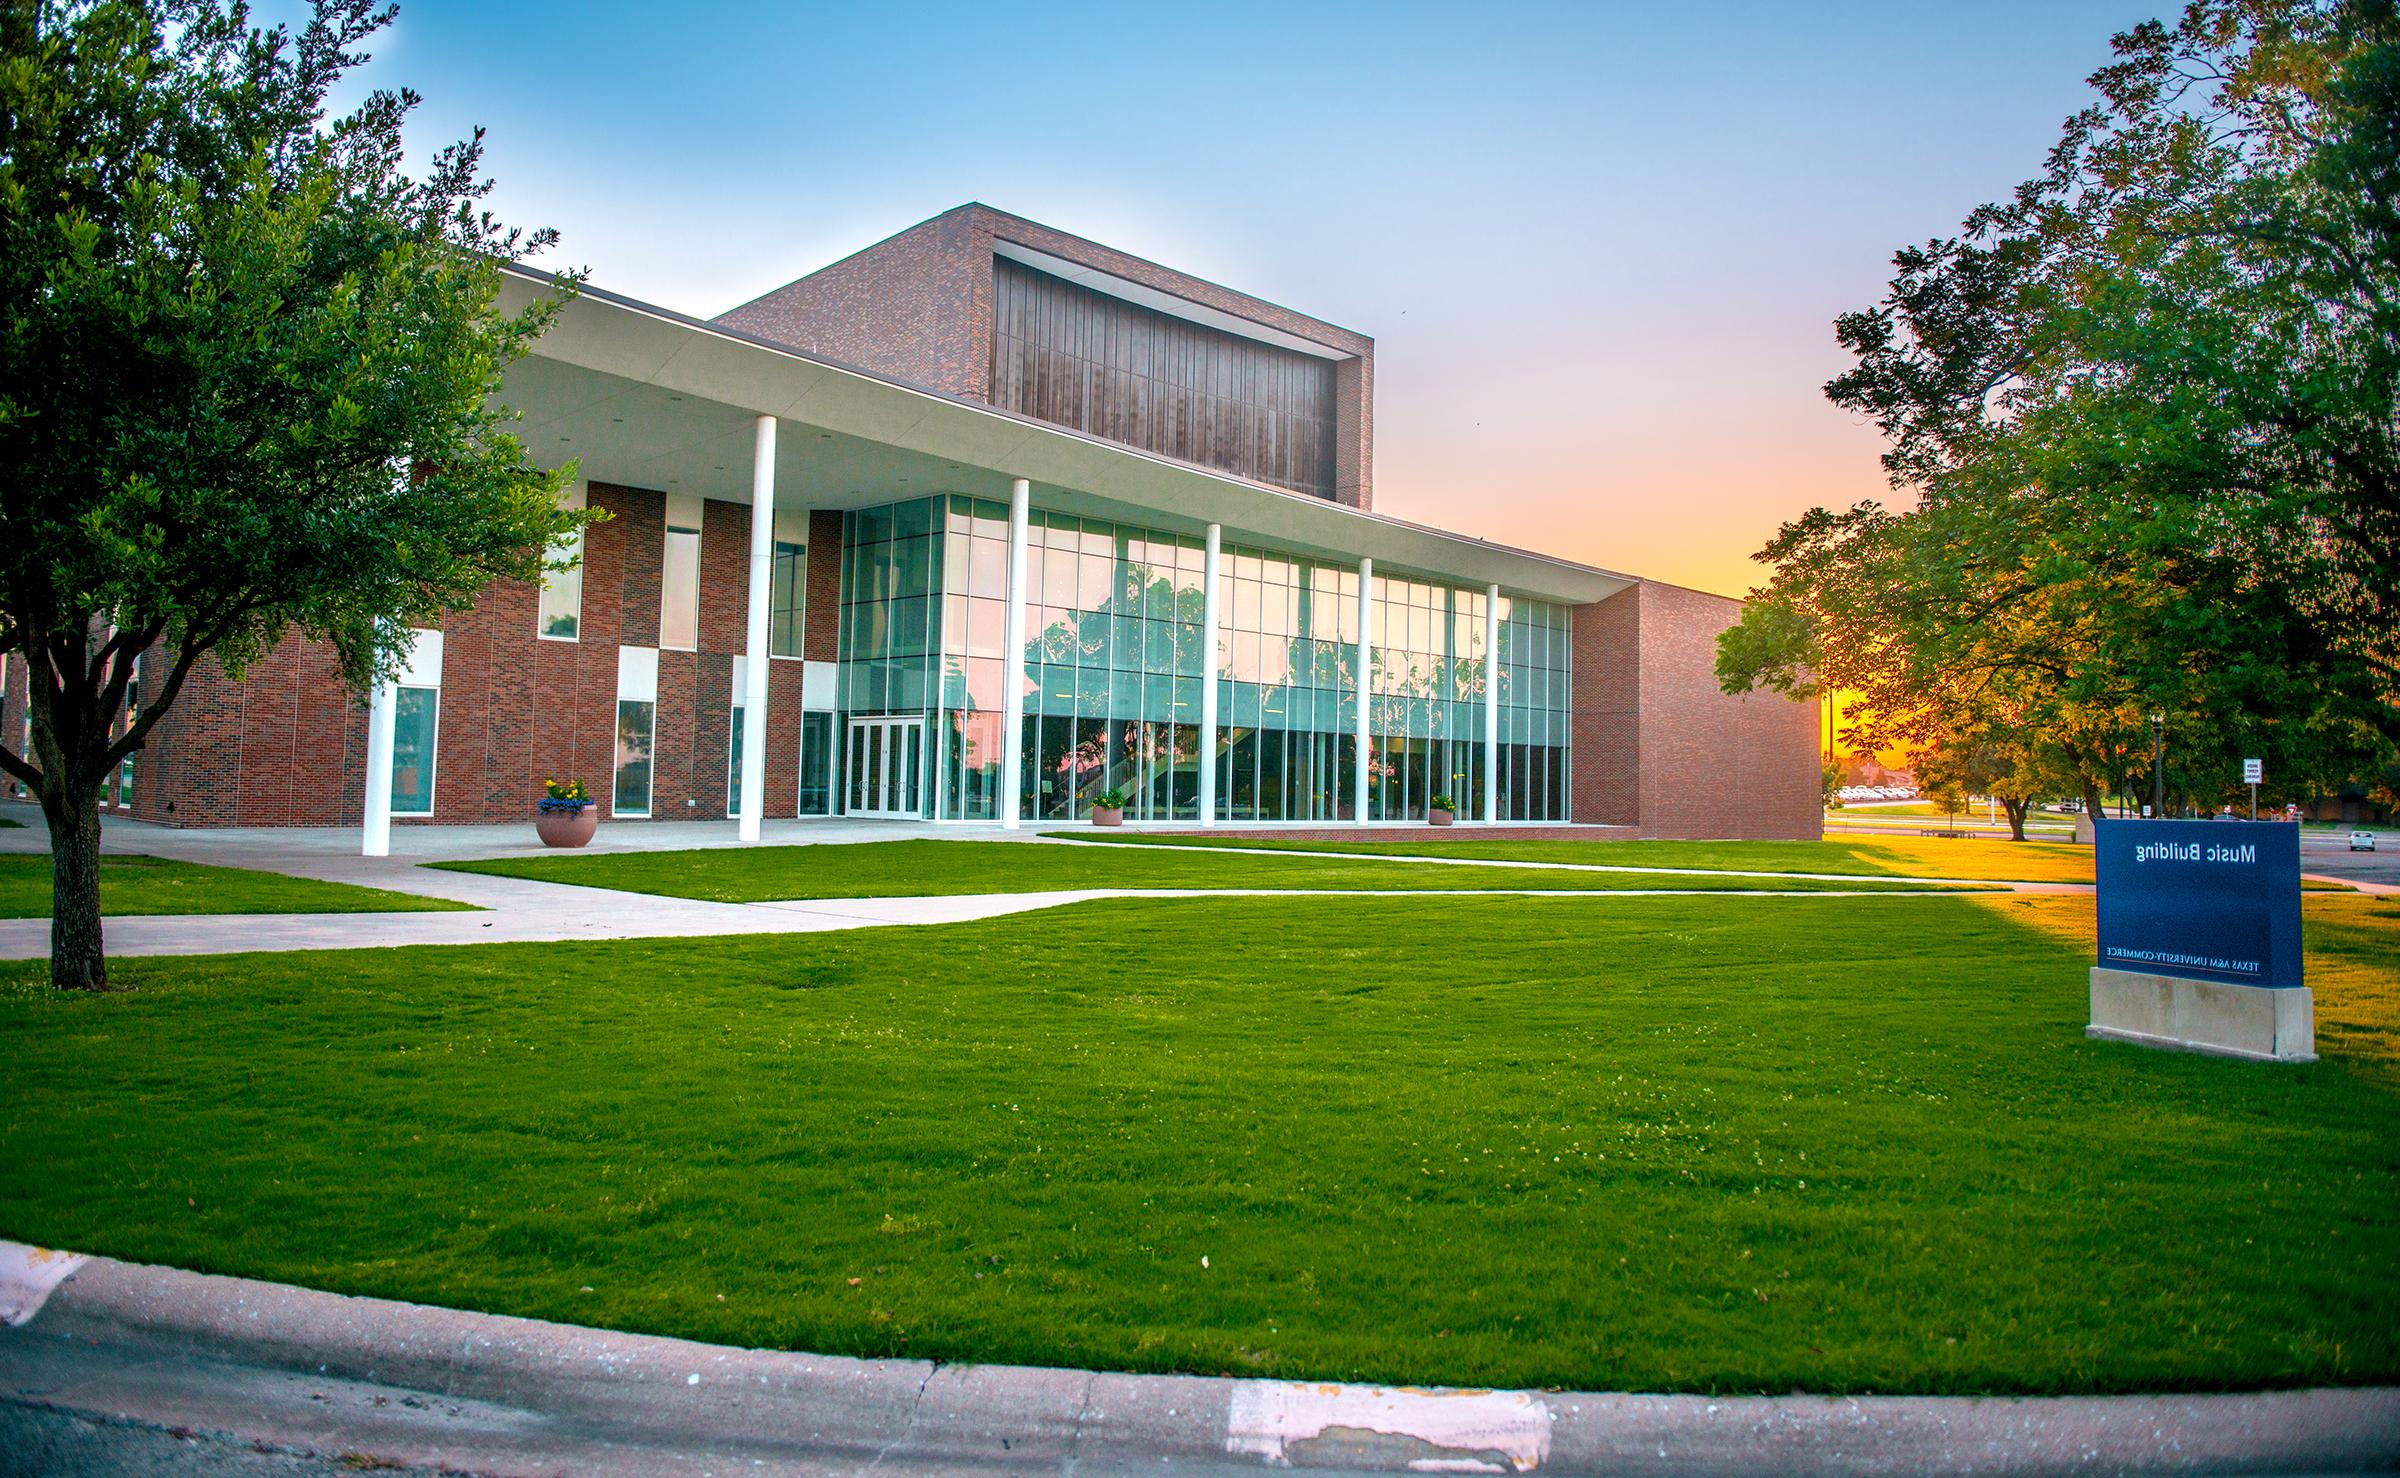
2;892;2393;1393
1091;788;1132;811
1;0;584;702
1428;792;1457;813
0;0;585;985
1720;1;2400;813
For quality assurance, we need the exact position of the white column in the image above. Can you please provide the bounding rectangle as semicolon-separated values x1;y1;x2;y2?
1353;557;1373;826
1197;523;1222;827
1483;584;1501;825
738;415;776;842
362;669;396;857
998;477;1031;829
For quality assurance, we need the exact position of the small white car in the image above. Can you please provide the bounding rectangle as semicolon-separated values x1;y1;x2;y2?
2352;831;2379;852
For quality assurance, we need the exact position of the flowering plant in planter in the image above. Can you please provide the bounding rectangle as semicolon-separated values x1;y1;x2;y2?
536;778;598;848
1428;792;1458;826
538;777;593;813
1090;788;1131;827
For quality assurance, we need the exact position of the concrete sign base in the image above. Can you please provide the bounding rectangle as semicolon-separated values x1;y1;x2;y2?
2088;966;2316;1062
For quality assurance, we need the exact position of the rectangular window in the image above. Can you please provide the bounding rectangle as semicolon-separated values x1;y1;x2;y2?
727;700;746;816
799;711;833;814
770;543;805;657
538;481;587;640
389;629;443;817
614;701;656;817
112;654;140;808
660;491;703;652
614;645;659;818
391;686;439;815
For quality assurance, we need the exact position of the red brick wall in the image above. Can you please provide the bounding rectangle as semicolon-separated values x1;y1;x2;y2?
715;211;985;397
1570;588;1642;828
126;482;815;828
718;204;1378;509
804;510;843;663
130;638;366;827
0;655;30;800
1570;582;1820;841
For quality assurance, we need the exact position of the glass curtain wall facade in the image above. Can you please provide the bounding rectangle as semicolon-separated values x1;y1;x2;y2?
836;495;1572;823
1489;596;1572;821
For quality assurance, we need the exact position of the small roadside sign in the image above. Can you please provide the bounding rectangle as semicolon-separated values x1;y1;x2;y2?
2243;758;2263;785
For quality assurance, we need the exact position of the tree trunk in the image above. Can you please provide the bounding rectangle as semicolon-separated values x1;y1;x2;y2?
2003;797;2030;842
44;786;107;991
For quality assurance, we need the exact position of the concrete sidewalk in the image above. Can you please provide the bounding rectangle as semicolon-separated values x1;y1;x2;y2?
4;1243;2392;1477
0;883;1976;960
0;803;2017;960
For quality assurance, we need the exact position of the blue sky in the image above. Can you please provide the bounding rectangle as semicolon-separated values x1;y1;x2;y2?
335;1;2157;593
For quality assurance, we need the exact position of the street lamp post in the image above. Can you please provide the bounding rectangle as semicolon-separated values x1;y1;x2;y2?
2150;711;2166;820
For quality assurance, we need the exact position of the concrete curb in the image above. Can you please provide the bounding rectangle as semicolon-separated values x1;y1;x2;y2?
1;1246;2394;1476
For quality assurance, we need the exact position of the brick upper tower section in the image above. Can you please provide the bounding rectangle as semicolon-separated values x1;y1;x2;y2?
714;203;1375;509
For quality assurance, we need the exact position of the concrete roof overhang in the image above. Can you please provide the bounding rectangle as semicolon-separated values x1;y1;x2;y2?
496;267;1637;606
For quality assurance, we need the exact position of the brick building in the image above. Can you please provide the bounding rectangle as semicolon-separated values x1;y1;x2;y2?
0;204;1820;841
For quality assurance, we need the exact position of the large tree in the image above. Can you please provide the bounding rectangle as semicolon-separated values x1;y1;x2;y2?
1719;0;2400;812
0;0;586;989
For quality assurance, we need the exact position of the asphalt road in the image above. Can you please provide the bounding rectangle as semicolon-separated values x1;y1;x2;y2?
2299;827;2399;888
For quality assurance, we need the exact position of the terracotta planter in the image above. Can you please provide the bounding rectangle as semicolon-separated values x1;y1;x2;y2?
1091;806;1125;828
536;805;598;848
1428;809;1455;827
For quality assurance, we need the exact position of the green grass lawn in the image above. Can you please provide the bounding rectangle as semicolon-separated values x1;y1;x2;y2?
3;891;2393;1396
1046;831;2101;884
431;838;1971;900
0;854;473;918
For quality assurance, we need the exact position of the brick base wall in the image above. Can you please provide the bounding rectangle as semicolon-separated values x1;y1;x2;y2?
124;484;823;828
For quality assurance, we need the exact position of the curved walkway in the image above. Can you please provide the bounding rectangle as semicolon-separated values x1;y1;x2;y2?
0;805;2058;960
0;806;2106;961
1049;835;2098;891
3;1243;2390;1477
0;882;1983;960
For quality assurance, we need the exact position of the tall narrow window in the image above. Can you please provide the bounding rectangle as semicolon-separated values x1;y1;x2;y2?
614;645;658;818
769;507;806;658
614;702;655;816
799;711;833;815
114;655;140;807
391;689;439;815
389;629;443;817
727;700;745;816
538;481;587;640
660;492;702;652
770;556;803;655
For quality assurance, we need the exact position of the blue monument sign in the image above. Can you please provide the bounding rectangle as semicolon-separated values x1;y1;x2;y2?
2094;819;2304;990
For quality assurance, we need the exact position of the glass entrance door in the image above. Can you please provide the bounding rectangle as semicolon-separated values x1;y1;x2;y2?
845;716;925;818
